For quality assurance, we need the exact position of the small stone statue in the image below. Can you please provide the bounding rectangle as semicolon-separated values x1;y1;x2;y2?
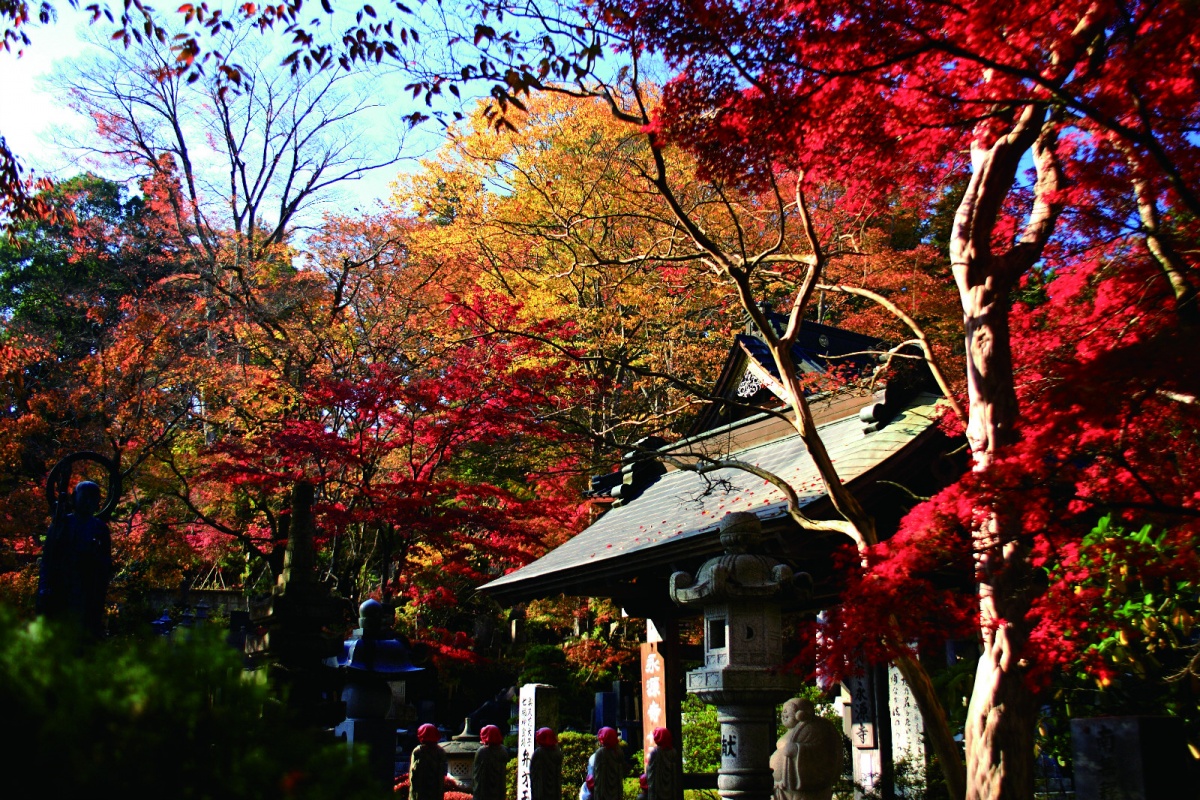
590;727;625;800
411;723;449;800
530;726;562;800
770;698;844;800
36;480;111;638
646;727;680;800
473;724;510;800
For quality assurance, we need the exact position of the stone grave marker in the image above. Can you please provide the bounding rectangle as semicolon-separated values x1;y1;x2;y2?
518;684;559;800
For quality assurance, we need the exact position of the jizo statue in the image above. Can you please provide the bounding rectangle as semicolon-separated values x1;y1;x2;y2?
411;724;449;800
646;727;680;800
529;727;562;800
590;727;624;800
473;724;509;800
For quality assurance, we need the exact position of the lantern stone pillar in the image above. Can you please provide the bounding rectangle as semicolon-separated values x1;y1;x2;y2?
669;512;806;800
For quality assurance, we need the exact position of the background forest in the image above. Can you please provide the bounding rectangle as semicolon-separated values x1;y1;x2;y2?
1;2;1199;799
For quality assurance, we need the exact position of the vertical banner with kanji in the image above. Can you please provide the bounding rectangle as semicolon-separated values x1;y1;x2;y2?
640;642;666;767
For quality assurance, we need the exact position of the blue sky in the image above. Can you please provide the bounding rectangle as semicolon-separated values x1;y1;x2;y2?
2;1;653;216
1;6;431;211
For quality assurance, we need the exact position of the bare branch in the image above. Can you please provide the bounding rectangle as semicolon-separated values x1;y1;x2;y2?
817;283;967;423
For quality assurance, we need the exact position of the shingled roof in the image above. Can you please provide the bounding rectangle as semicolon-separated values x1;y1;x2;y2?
479;392;949;606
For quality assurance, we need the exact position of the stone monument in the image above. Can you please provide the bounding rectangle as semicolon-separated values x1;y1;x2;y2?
1071;715;1196;799
887;664;925;792
247;481;345;730
518;684;560;800
669;511;808;800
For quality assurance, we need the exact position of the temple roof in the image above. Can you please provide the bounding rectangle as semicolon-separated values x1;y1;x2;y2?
688;317;888;435
479;392;949;606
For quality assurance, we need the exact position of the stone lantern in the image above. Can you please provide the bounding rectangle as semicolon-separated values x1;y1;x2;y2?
442;717;483;788
669;511;807;800
330;599;425;788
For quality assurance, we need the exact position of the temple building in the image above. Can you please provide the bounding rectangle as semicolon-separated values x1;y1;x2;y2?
479;311;962;798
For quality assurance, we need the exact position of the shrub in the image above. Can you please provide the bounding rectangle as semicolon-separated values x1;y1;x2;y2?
681;694;720;773
559;730;596;800
0;611;389;799
396;773;463;798
519;645;572;687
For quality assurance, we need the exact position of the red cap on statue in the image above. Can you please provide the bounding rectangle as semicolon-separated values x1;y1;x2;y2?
480;724;504;746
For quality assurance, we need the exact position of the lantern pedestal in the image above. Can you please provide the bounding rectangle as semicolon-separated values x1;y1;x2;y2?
670;512;807;800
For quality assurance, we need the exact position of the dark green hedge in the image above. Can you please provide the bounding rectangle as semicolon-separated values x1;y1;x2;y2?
0;611;390;800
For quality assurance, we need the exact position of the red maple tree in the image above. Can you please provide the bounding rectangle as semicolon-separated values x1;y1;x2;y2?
591;2;1199;794
415;0;1199;795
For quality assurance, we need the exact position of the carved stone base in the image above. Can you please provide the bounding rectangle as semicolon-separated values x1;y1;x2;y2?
711;704;781;800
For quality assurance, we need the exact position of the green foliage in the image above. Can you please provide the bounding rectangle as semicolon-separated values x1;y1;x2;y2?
0;173;172;358
1071;517;1198;688
1038;516;1200;768
681;693;719;773
0;610;389;799
559;730;597;800
520;644;574;686
518;644;594;729
506;745;518;800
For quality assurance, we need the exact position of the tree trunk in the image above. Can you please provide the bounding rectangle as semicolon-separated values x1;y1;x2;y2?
949;104;1063;800
956;285;1043;799
964;548;1040;800
1130;172;1200;328
955;262;1043;800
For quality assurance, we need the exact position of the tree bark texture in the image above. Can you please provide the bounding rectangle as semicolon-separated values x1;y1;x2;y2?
955;272;1043;800
950;108;1061;800
964;540;1040;800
